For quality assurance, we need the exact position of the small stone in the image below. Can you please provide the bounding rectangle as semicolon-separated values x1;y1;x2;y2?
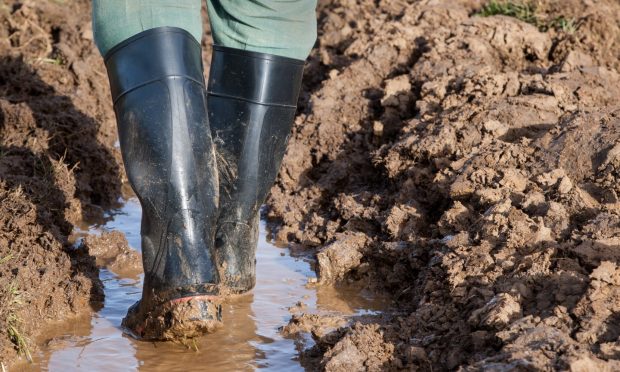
406;346;428;362
536;169;566;188
557;176;573;194
590;261;617;284
483;119;508;136
381;75;411;107
81;28;93;40
468;292;522;329
560;50;594;72
384;75;411;97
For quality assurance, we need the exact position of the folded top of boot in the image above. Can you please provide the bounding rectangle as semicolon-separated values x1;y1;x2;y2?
105;27;205;103
208;45;304;107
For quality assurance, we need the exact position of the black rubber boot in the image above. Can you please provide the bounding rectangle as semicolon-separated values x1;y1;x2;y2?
206;46;304;293
103;27;222;340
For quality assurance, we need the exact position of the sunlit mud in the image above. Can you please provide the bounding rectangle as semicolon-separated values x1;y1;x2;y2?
24;198;386;371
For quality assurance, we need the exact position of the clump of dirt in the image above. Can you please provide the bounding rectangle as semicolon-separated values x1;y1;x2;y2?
281;313;348;339
268;0;620;369
313;322;398;371
316;232;368;284
81;231;142;278
0;0;122;366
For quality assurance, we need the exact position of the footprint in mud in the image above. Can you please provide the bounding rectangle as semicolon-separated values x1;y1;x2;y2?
24;198;387;371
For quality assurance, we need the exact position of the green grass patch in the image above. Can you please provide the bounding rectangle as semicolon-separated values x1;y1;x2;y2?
548;16;577;34
477;1;577;34
478;0;538;25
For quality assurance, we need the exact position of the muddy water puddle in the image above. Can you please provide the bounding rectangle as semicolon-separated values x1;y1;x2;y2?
24;198;386;371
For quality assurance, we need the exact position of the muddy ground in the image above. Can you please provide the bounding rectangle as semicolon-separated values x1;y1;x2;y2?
0;0;122;366
268;0;620;370
2;0;620;370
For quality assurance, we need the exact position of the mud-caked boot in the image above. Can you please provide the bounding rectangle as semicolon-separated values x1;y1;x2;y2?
206;46;304;293
103;27;223;340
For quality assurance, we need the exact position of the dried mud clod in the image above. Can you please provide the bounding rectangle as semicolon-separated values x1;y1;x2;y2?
122;296;223;341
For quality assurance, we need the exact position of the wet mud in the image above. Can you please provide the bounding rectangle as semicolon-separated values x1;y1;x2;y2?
121;295;223;341
0;0;121;366
22;199;386;371
82;231;142;279
3;0;620;370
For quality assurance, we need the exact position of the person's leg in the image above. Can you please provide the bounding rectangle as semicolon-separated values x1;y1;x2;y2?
92;0;203;56
206;0;317;60
205;0;317;292
92;1;222;340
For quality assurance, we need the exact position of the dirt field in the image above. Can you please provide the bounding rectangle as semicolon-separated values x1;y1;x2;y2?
3;0;620;370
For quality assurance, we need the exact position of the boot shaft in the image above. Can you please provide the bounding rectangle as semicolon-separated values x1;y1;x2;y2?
105;27;220;299
207;45;304;220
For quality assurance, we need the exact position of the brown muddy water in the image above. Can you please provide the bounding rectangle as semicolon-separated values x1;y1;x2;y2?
21;198;386;371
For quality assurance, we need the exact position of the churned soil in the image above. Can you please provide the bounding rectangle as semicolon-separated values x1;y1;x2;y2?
267;0;620;370
4;0;620;370
0;0;122;366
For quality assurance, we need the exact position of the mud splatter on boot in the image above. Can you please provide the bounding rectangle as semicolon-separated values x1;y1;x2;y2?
122;296;223;340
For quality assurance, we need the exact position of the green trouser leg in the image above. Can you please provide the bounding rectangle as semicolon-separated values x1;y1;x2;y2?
92;0;317;60
92;0;203;58
206;0;317;60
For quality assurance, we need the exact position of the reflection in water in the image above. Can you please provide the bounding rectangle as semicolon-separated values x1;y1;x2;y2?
26;198;386;371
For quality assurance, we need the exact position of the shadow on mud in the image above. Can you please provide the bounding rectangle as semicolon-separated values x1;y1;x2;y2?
0;55;122;309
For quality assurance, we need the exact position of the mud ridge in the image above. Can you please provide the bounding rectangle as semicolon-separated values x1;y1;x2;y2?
267;0;620;369
0;0;122;366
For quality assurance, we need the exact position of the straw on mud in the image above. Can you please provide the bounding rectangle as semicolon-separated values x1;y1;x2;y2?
7;322;32;363
0;254;12;265
4;280;32;363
